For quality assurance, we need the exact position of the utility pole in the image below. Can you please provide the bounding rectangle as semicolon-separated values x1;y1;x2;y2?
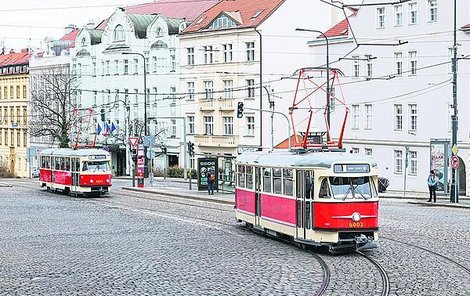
263;86;274;151
450;0;459;203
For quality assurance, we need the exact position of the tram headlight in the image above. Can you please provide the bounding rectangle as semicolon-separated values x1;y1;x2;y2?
90;180;94;184
352;212;361;222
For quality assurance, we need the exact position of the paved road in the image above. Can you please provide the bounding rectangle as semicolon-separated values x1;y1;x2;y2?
0;179;469;295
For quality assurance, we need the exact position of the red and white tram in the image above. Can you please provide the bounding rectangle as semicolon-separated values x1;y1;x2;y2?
235;150;379;253
38;148;112;197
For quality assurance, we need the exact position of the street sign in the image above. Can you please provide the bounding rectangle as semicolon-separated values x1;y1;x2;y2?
452;144;458;156
143;135;156;148
451;155;460;169
129;137;139;148
146;149;155;159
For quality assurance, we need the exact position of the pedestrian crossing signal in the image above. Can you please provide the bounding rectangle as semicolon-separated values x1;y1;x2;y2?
237;102;244;118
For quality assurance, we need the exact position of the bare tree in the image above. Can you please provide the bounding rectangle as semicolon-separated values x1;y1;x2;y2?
29;65;78;148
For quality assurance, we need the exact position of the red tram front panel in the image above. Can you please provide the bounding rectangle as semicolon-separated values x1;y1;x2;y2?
80;174;112;187
313;201;379;230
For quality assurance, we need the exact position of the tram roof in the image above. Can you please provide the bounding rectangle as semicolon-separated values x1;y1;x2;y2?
39;148;110;157
236;150;377;168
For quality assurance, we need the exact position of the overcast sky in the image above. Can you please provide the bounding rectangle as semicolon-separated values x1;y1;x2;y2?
0;0;153;50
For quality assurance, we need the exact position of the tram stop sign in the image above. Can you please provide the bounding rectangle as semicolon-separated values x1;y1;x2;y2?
451;155;460;169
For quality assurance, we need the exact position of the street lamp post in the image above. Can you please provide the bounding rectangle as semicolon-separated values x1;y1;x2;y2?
295;28;330;139
450;0;459;203
122;52;148;136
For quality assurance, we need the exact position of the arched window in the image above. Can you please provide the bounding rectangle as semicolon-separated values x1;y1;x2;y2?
113;25;125;42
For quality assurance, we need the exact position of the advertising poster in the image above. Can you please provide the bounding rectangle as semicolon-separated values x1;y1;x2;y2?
430;140;449;192
197;158;217;191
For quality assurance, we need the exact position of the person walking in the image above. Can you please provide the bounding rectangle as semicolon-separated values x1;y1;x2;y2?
207;170;215;195
427;170;438;202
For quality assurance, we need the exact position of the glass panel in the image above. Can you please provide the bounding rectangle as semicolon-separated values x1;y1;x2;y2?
263;168;271;193
283;168;293;196
319;178;331;199
273;168;282;194
306;202;311;229
246;166;253;189
82;161;110;172
329;176;374;200
237;165;245;188
296;200;302;228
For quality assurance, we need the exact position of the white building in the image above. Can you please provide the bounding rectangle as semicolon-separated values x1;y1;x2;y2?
71;1;218;176
179;0;340;176
308;0;470;195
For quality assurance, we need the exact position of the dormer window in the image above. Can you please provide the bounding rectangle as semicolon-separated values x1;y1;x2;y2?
209;15;236;29
113;25;125;42
81;37;86;46
156;27;163;37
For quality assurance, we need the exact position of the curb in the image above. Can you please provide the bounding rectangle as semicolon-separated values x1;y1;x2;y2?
407;200;470;210
121;187;235;205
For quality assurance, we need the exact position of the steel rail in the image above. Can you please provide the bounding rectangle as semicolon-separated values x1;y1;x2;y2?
356;251;391;296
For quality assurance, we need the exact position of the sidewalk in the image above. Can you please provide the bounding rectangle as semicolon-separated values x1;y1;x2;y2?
381;190;470;209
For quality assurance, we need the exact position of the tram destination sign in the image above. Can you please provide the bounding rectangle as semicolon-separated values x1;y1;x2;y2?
334;164;370;173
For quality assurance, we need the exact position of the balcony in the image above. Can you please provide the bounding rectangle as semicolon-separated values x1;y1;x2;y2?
199;100;215;111
194;134;239;147
219;99;235;111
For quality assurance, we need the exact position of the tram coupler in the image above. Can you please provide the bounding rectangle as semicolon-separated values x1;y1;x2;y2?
355;235;377;252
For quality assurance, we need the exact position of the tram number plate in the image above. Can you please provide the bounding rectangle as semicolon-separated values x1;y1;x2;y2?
349;222;364;228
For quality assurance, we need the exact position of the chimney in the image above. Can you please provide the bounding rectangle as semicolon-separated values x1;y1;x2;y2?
65;24;76;35
9;49;15;54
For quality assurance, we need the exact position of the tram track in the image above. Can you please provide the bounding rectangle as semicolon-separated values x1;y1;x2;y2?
356;251;391;296
382;236;470;277
307;250;331;296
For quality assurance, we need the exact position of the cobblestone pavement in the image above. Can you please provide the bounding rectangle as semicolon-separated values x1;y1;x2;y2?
1;180;469;295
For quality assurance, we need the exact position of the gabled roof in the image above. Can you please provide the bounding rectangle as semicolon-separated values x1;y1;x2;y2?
320;8;358;39
183;0;285;34
96;0;219;30
0;50;30;67
59;28;79;48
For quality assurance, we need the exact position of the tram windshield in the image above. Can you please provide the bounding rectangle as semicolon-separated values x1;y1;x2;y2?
82;161;110;172
328;176;376;200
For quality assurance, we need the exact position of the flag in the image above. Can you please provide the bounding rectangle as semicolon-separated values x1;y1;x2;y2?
104;122;110;136
111;122;117;135
96;123;102;135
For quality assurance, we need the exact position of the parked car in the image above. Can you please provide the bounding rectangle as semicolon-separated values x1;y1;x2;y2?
32;167;40;178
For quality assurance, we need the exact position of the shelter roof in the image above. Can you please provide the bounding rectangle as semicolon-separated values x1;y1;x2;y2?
183;0;285;34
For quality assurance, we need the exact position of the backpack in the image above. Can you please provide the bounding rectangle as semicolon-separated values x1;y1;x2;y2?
209;174;215;182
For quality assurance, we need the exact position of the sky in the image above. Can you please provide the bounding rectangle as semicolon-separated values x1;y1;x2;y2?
0;0;155;51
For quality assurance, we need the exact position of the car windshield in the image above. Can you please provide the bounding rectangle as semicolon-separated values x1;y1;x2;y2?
82;161;110;172
329;176;375;200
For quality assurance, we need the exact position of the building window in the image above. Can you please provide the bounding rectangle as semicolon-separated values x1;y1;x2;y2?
394;104;403;130
92;59;96;76
365;148;373;156
395;52;403;76
170;49;176;71
365;104;372;129
106;60;110;75
209;15;236;29
409;2;417;24
246;79;255;99
152;57;157;72
353;56;360;78
204;81;213;100
409;104;417;131
395;5;403;26
223;80;233;99
187;47;195;65
223;44;233;63
124;59;129;75
204;116;213;135
428;0;437;22
171;119;177;137
351;147;359;154
409;51;417;75
204;46;213;64
134;59;138;74
114;60;119;75
377;7;385;28
409;150;417;175
246;42;255;61
188;116;195;134
113;25;125;42
352;105;359;129
394;150;403;174
366;55;373;78
187;82;195;100
223;116;234;135
246;116;255;136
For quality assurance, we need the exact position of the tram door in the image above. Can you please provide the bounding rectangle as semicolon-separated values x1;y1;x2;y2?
296;170;314;240
71;158;79;193
254;167;262;228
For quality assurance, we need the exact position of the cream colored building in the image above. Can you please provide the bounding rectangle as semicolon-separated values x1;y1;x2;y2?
0;50;31;177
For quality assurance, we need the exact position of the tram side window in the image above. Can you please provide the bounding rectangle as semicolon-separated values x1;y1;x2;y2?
319;178;331;199
263;168;272;193
45;157;50;169
273;168;282;194
66;158;71;171
246;166;253;189
54;157;60;170
237;165;246;188
283;169;293;196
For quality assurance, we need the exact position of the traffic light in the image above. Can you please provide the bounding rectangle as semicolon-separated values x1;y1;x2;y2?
188;141;194;156
100;108;105;122
237;102;244;118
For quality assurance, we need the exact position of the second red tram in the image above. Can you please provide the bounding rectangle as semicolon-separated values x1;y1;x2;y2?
38;148;112;197
235;150;379;253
